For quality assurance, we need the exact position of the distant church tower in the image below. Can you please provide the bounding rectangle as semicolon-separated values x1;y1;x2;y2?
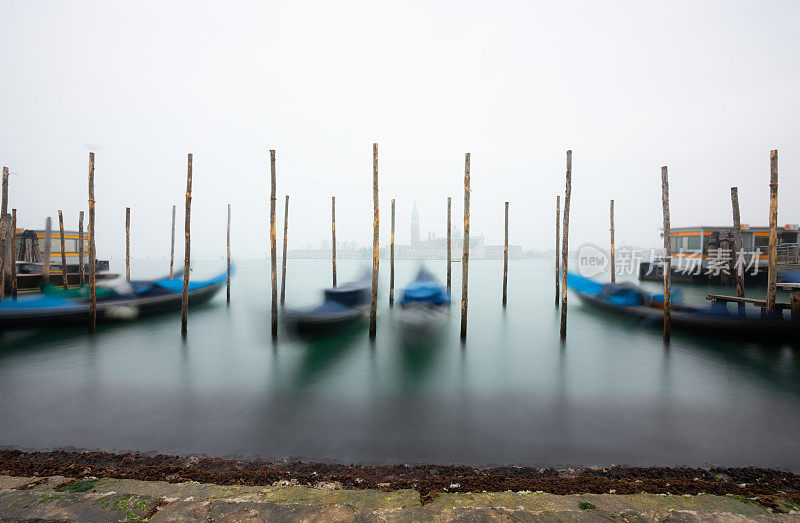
411;200;420;247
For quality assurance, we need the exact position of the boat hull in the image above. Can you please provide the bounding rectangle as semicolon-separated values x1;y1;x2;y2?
0;283;222;330
575;290;800;341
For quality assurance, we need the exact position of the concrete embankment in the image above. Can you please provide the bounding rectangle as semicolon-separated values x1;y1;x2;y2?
1;474;798;521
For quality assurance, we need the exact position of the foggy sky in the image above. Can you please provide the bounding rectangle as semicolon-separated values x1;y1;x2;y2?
1;1;799;262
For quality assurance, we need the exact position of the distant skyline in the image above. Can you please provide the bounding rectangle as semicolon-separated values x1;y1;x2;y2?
2;1;799;263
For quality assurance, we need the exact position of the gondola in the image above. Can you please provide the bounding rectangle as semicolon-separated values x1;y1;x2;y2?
0;269;227;330
568;272;800;341
394;267;450;331
282;279;371;338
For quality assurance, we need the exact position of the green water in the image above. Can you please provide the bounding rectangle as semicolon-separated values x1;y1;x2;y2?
1;258;798;469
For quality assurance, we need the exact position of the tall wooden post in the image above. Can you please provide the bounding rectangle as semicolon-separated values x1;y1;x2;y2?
502;201;509;307
610;200;615;283
369;143;379;339
280;196;289;306
555;195;560;307
10;209;17;298
227;203;232;304
269;150;277;339
766;150;779;314
460;153;471;340
88;152;96;334
560;151;572;338
169;205;176;278
181;153;193;338
446;196;452;294
730;187;745;315
78;211;85;286
0;166;7;299
661;166;672;342
125;207;131;281
389;198;395;306
331;196;337;287
58;210;68;289
42;217;52;285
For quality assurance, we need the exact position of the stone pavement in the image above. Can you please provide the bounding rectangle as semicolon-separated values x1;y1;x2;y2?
0;475;797;521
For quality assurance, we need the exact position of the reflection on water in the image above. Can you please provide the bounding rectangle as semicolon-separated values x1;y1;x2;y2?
0;259;799;470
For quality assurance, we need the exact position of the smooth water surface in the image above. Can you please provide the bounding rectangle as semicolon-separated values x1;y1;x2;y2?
1;259;799;470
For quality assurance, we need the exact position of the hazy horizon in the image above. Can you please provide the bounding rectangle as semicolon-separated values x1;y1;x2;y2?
2;1;799;265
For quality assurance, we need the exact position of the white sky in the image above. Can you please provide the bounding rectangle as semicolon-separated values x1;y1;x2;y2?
1;1;799;260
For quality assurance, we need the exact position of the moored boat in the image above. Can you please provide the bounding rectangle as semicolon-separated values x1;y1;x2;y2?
569;272;800;341
282;279;371;338
0;269;226;330
395;267;451;331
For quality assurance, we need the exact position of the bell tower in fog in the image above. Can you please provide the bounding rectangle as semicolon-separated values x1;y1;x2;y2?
411;200;420;247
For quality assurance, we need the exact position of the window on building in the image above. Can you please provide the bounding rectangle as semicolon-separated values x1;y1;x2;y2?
686;235;701;251
754;235;769;253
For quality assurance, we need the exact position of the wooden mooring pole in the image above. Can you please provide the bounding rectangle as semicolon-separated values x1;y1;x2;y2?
390;198;395;306
42;217;52;285
0;166;7;299
181;153;193;338
125;207;131;281
78;211;85;286
269;150;277;339
460;153;471;341
502;201;508;307
610;200;615;283
331;196;337;287
560;151;572;339
555;195;560;307
10;209;17;298
280;196;288;306
88;152;96;334
446;196;451;294
766;150;779;314
369;143;379;339
227;203;232;304
730;187;745;315
169;205;176;279
661;166;672;342
58;210;68;289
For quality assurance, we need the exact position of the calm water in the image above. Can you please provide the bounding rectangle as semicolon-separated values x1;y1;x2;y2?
1;258;799;470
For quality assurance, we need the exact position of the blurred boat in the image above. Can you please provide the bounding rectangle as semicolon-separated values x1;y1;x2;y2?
569;272;800;340
395;267;451;332
283;279;371;338
0;269;225;330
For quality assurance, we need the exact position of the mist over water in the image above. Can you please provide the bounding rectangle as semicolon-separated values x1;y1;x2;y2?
1;258;798;469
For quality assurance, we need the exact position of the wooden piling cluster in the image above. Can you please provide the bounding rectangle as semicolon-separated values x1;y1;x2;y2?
169;205;176;279
555;195;560;307
460;153;470;341
390;198;395;307
559;151;572;339
78;211;85;286
181;153;193;338
125;207;131;281
280;196;288;306
369;143;379;340
0;166;8;299
446;197;451;294
502;201;508;307
609;200;615;283
269;150;277;339
10;209;16;297
766;150;779;314
227;203;232;304
42;217;52;285
58;210;68;289
730;187;745;314
331;196;336;287
88;153;96;334
661;166;672;342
